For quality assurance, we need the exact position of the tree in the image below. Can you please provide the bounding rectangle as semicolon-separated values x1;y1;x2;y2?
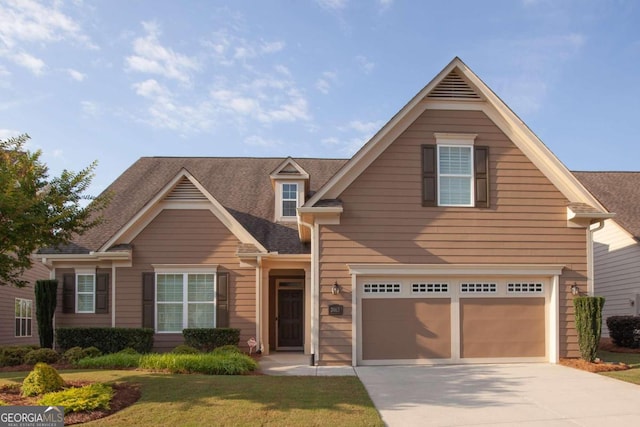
35;279;57;348
0;134;108;287
573;296;605;362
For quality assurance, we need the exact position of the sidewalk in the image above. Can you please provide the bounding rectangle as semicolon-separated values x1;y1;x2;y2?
258;353;356;376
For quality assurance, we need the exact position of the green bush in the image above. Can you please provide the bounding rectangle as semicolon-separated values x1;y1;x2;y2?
606;316;640;348
0;346;37;367
24;348;60;365
574;296;605;362
76;353;142;369
40;383;113;414
21;363;65;397
117;347;139;355
172;345;200;354
211;345;242;355
82;346;102;358
139;352;257;375
63;347;85;363
183;328;240;352
56;327;154;353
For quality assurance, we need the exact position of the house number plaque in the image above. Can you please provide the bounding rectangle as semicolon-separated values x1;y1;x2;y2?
328;304;343;315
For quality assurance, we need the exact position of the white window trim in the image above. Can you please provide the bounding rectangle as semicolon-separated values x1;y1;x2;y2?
435;133;476;207
155;270;217;333
15;298;32;338
275;180;305;222
76;273;96;314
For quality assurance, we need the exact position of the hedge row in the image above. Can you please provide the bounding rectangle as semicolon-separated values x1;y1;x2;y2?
56;327;154;354
607;316;640;348
183;328;240;352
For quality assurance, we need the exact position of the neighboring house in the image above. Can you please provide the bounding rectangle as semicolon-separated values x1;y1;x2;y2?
35;58;611;366
574;172;640;335
0;262;48;346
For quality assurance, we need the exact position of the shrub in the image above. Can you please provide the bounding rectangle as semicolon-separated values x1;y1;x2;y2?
56;327;154;353
574;296;605;362
211;345;242;355
183;328;240;352
139;352;257;375
607;316;640;348
21;363;65;397
35;279;58;349
24;348;60;365
76;353;141;369
172;345;200;354
82;346;102;358
40;383;113;414
63;347;85;364
0;346;37;367
117;347;139;355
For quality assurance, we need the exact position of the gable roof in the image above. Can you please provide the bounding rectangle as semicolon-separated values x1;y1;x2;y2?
41;157;347;255
305;57;607;213
574;172;640;238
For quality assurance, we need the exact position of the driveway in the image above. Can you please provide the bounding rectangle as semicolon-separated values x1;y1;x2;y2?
356;363;640;426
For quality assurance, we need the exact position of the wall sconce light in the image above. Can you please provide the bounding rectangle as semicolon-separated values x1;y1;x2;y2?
571;284;580;296
331;281;341;295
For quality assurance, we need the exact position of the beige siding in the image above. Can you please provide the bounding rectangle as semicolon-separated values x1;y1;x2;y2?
318;109;587;364
114;209;255;352
54;268;112;328
0;262;48;346
593;219;640;336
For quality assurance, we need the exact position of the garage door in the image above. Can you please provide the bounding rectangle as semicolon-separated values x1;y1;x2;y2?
356;277;550;365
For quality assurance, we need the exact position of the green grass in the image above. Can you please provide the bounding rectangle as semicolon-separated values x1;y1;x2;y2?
598;350;640;385
0;370;383;426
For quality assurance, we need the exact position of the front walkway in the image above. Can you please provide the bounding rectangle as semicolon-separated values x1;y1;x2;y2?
258;352;356;376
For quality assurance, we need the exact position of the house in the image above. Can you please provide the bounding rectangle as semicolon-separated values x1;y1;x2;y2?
35;58;611;365
0;262;48;346
574;172;640;335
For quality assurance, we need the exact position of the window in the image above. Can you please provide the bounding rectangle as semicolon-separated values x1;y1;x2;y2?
76;274;95;313
438;145;473;206
282;183;298;217
422;133;489;208
363;283;401;293
156;273;215;332
15;298;32;337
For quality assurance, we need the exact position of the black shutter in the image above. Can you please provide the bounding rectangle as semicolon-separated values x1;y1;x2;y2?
216;272;229;328
422;144;437;206
474;146;490;208
62;274;75;313
95;273;109;314
142;273;155;329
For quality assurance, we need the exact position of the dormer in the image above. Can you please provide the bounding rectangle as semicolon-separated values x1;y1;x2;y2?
270;157;309;222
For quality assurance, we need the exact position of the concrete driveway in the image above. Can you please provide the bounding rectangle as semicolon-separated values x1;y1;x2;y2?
356;363;640;426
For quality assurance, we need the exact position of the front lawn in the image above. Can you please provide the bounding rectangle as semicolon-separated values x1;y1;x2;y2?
598;350;640;385
0;370;383;426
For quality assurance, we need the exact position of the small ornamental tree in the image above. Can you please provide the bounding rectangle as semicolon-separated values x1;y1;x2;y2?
573;296;605;362
35;279;57;348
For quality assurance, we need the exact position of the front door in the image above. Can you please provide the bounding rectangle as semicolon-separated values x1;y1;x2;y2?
277;285;304;349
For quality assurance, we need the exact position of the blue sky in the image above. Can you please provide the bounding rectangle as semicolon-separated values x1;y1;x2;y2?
1;0;639;195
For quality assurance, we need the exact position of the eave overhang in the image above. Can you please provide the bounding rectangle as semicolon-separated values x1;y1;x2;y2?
297;206;343;242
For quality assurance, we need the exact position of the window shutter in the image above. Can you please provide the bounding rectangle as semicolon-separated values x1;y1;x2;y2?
142;273;155;329
422;144;437;206
216;272;230;328
95;273;109;314
474;146;490;208
62;274;75;313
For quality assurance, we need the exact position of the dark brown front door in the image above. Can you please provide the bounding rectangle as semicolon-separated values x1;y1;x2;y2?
277;288;304;348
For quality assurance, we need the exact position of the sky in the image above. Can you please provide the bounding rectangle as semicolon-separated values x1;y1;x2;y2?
1;0;639;196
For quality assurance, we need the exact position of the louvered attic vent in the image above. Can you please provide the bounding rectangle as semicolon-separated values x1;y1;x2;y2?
427;70;481;100
164;177;208;201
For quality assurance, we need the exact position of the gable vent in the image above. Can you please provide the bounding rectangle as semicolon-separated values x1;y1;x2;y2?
164;177;208;202
427;70;481;100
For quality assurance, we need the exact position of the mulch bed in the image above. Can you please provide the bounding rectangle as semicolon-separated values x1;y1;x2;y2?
559;339;640;373
0;380;141;425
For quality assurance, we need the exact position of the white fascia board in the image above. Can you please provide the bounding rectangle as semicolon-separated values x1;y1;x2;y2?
348;263;565;277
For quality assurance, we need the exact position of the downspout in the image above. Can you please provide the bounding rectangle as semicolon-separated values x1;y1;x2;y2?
256;255;263;352
111;265;116;327
298;217;318;366
587;220;605;296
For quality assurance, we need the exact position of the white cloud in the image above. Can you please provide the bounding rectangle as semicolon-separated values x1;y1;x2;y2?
0;0;95;73
0;128;21;139
81;100;100;117
355;55;375;74
378;0;394;12
316;71;337;94
244;135;281;148
205;30;285;67
67;68;86;81
133;79;170;98
316;0;348;11
347;120;381;134
126;21;199;84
